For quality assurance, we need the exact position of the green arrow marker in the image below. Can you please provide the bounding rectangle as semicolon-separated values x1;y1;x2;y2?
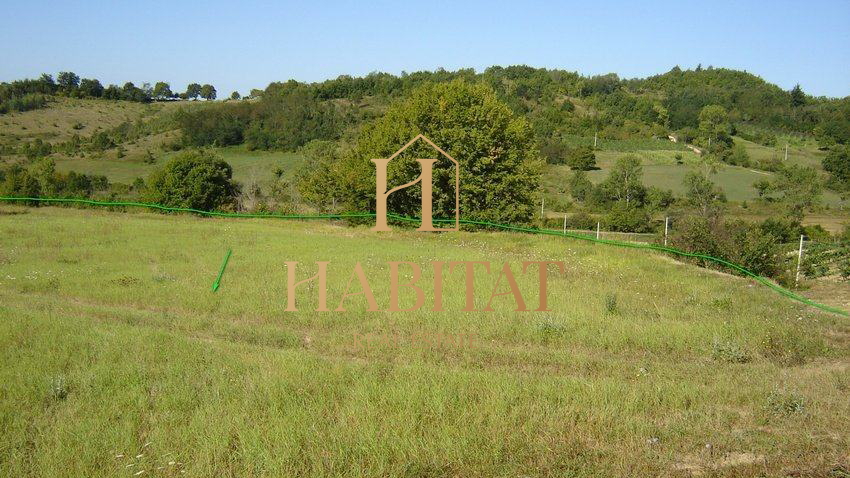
212;249;232;292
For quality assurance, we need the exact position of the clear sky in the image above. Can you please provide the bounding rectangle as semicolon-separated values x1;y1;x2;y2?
2;0;848;98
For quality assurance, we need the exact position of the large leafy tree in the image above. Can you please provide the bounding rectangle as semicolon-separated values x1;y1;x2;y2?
301;80;542;223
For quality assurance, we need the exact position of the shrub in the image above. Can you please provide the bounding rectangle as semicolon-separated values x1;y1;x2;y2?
566;146;596;170
568;211;597;230
759;217;802;243
765;390;804;416
0;165;41;203
840;258;850;282
603;203;652;233
759;326;824;366
668;216;725;263
729;222;783;278
145;150;238;211
604;293;618;314
711;337;752;363
727;142;751;167
539;138;568;165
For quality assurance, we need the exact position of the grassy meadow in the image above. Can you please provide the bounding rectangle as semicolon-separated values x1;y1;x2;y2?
544;148;848;209
1;205;849;477
51;146;307;187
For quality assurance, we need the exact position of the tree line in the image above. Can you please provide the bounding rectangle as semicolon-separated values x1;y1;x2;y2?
0;72;220;114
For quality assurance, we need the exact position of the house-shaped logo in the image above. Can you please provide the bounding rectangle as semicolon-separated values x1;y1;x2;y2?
371;134;460;232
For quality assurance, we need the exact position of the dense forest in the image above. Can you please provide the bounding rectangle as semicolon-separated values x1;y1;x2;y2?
163;65;850;151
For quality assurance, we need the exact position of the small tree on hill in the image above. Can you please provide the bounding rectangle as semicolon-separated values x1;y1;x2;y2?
683;171;726;220
790;84;806;108
568;170;593;201
185;83;202;100
601;155;645;206
230;91;241;100
823;146;850;191
200;84;217;100
57;71;80;91
770;165;823;220
698;105;731;144
153;82;173;99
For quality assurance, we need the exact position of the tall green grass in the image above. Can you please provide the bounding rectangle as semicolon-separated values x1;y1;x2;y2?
1;206;848;476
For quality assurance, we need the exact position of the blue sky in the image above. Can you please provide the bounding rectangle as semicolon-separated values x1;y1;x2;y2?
2;0;848;97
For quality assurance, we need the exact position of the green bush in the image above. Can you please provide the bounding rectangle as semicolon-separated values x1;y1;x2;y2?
0;165;41;204
567;211;597;230
566;146;596;170
602;203;652;233
730;223;783;278
145;150;238;211
839;258;850;281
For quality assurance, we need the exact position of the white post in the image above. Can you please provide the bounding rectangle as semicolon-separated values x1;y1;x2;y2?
784;144;789;161
332;197;336;211
593;132;598;148
563;214;567;235
541;197;545;217
795;234;804;286
596;222;600;240
664;216;669;246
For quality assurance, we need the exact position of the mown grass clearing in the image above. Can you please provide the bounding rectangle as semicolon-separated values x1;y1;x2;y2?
1;206;848;476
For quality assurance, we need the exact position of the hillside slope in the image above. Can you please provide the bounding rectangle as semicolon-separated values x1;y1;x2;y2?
1;206;848;476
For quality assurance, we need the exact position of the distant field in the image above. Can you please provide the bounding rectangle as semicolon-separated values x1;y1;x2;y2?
544;147;848;208
53;146;307;187
734;136;827;171
0;206;848;476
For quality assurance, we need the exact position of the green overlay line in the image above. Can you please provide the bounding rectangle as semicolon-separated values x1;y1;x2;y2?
1;196;846;317
212;249;232;292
